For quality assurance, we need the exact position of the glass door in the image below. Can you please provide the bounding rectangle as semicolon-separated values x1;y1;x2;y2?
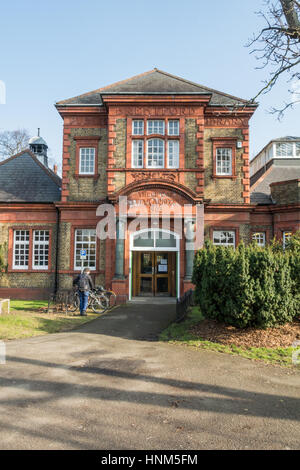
155;253;170;296
133;252;176;297
139;252;154;296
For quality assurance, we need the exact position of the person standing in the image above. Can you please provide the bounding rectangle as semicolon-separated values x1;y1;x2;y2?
73;268;94;316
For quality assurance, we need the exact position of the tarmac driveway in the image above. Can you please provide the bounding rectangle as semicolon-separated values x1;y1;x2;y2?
0;300;299;450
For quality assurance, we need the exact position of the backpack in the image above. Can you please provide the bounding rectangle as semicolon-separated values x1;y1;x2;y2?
77;274;90;291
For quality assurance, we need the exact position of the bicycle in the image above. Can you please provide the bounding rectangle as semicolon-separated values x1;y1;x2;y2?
96;285;117;308
68;287;109;314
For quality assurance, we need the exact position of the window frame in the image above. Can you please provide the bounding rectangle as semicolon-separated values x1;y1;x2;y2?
275;142;294;157
252;232;266;247
13;230;30;270
32;230;50;270
211;229;236;247
129;118;182;169
10;227;52;272
215;147;233;176
132;120;144;136
130;228;179;251
167;140;179;169
211;137;237;179
146;138;165;168
79;147;96;175
74;228;97;271
131;139;144;168
168;120;179;136
74;136;100;179
283;231;293;248
147;120;165;136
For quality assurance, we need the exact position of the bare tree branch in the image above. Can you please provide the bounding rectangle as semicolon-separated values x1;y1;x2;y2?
247;0;300;119
0;129;30;160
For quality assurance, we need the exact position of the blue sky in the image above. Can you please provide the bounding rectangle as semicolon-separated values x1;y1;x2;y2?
0;0;299;170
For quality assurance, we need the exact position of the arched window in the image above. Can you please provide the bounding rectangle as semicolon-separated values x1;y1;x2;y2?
131;229;179;251
147;138;164;168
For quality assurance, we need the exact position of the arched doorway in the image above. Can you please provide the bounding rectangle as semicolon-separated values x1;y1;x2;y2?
129;229;180;299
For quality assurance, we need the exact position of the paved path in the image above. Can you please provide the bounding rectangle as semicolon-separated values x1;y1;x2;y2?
0;301;299;450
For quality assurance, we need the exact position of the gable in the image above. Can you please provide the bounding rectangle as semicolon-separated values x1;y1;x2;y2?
57;69;256;107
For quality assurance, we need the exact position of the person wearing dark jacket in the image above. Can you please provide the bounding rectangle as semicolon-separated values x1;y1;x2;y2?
73;268;94;316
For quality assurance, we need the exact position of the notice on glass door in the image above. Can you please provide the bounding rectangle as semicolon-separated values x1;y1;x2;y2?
158;265;168;273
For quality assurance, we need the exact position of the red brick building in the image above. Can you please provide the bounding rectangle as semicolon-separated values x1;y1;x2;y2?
0;70;299;300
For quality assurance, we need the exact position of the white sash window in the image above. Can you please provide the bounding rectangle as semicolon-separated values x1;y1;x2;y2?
146;138;164;168
168;120;179;136
33;230;49;269
79;148;95;174
216;148;232;175
252;232;266;247
13;230;30;269
74;229;96;270
132;140;144;168
147;120;165;135
213;230;235;247
132;120;144;135
167;140;179;168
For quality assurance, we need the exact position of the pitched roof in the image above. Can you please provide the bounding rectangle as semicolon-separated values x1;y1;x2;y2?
273;136;300;141
56;69;256;107
250;164;300;204
0;150;61;203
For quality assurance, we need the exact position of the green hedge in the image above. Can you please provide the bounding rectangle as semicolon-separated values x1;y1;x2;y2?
192;234;300;328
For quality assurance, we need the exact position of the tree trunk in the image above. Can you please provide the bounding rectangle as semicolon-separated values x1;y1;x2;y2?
281;0;300;33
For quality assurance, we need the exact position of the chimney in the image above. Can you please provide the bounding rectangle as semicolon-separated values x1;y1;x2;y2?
53;164;57;174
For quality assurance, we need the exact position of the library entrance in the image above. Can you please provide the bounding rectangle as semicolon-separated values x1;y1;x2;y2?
132;252;176;297
130;229;179;298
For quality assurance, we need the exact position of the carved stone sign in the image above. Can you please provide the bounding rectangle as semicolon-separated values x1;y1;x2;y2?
205;116;248;128
127;189;188;209
131;172;177;182
110;106;202;117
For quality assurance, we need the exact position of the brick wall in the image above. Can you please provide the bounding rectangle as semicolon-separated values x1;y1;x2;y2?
204;128;245;203
57;221;71;271
270;179;300;205
113;119;127;168
184;118;197;169
57;220;106;290
239;223;251;244
184;118;198;192
112;119;127;192
204;221;251;244
68;127;108;201
0;221;57;296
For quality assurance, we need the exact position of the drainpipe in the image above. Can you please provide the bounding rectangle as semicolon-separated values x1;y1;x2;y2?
54;205;60;293
184;219;195;281
114;217;125;279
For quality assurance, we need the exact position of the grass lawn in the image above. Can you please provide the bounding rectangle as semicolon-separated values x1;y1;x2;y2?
0;299;99;341
10;300;49;311
160;307;300;368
